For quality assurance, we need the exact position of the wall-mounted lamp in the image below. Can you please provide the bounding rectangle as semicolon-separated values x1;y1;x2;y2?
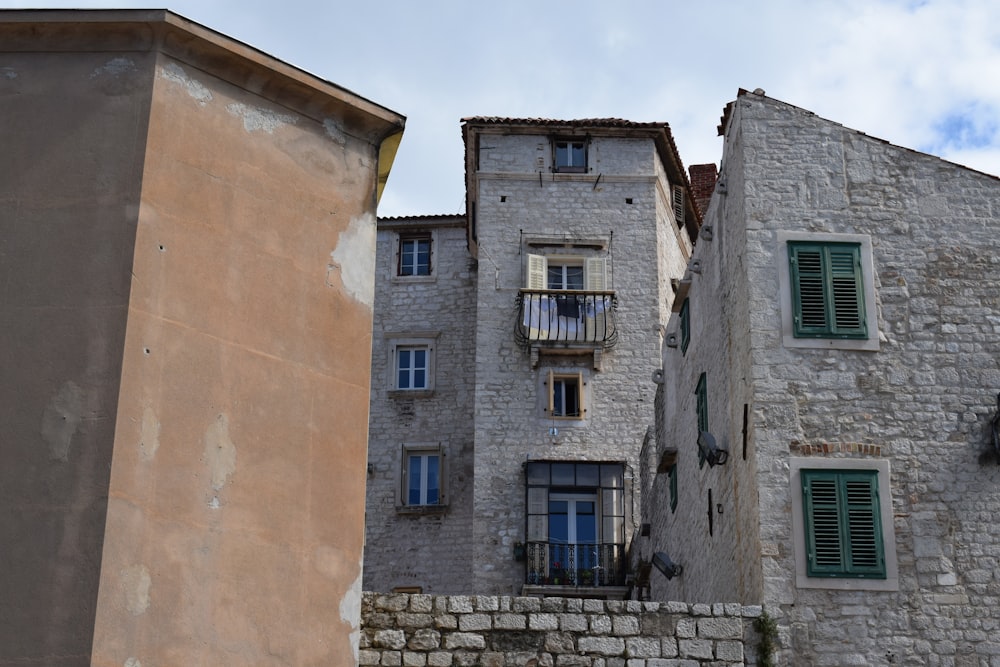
698;431;729;467
513;541;526;562
652;552;683;580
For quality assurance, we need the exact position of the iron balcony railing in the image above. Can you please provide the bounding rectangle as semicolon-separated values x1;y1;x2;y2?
515;290;618;349
524;541;626;587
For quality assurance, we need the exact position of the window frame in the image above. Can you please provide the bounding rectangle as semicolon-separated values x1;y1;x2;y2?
398;443;447;511
790;457;898;591
552;137;588;174
544;369;586;421
788;241;866;339
777;232;879;351
387;334;438;395
801;468;884;578
395;231;434;279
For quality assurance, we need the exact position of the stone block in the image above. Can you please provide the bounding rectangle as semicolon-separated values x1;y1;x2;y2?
529;613;559;631
696;617;743;639
408;629;441;651
494;613;527;630
625;636;661;658
578;636;625;656
443;632;486;650
374;629;407;650
458;613;492;631
677;639;713;659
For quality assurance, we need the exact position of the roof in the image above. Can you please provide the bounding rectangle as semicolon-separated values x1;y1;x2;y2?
462;117;672;130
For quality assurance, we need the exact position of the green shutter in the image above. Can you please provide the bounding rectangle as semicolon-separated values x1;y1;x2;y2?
696;373;708;469
789;242;866;339
669;464;678;512
680;298;691;354
802;469;885;578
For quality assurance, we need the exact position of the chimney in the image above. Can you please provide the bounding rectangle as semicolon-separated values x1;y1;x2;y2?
688;163;718;219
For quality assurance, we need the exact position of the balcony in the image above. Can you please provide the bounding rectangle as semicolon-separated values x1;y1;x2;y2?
515;290;618;349
522;541;627;598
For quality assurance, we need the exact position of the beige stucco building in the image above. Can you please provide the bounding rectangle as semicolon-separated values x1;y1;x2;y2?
0;11;402;666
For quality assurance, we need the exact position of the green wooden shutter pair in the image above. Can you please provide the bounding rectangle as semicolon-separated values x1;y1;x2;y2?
801;469;886;578
789;242;867;338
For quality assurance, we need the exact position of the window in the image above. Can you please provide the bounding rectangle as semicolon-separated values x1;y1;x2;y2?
406;451;440;505
396;346;428;390
553;138;587;173
387;335;437;393
545;369;585;419
398;233;431;276
788;241;865;339
777;232;878;351
526;254;606;291
672;185;685;227
525;461;626;586
696;372;708;469
399;444;447;510
790;458;897;591
679;298;690;354
801;469;884;578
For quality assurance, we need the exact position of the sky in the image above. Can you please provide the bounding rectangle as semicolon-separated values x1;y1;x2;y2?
4;0;1000;217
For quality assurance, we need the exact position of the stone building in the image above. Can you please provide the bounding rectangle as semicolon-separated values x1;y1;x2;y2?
364;118;700;597
643;90;1000;665
0;10;403;666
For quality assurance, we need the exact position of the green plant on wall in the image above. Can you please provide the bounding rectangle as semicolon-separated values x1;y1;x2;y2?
754;610;778;667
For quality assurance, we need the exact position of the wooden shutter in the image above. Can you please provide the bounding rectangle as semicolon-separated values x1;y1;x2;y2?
672;185;685;226
789;242;866;338
527;253;547;289
679;298;690;354
584;258;607;291
802;469;885;578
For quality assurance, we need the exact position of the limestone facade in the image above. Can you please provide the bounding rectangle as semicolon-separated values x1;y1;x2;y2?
646;91;1000;665
365;119;697;596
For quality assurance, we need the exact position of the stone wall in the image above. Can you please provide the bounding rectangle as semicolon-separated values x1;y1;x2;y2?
365;216;477;594
468;128;691;593
359;592;763;666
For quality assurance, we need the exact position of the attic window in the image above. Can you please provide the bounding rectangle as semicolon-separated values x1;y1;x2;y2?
553;138;587;173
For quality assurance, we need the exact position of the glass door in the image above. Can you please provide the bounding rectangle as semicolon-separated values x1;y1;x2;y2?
548;493;597;584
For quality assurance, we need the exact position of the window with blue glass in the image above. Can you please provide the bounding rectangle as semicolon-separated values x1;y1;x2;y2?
407;451;441;505
553;138;587;173
398;234;431;276
396;346;429;390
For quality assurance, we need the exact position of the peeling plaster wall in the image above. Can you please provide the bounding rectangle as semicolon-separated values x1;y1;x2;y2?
89;51;384;666
0;49;153;666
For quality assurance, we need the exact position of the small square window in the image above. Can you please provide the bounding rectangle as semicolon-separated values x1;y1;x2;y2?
788;241;865;339
801;468;885;578
396;346;429;390
407;451;441;505
545;369;585;420
553;139;587;173
778;232;879;351
790;458;897;590
398;234;431;276
400;444;447;510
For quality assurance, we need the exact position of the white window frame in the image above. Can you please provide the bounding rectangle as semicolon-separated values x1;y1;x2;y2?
789;457;898;591
777;231;879;351
399;443;447;511
387;334;438;394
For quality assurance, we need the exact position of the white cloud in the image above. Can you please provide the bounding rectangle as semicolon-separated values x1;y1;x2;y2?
4;0;999;215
